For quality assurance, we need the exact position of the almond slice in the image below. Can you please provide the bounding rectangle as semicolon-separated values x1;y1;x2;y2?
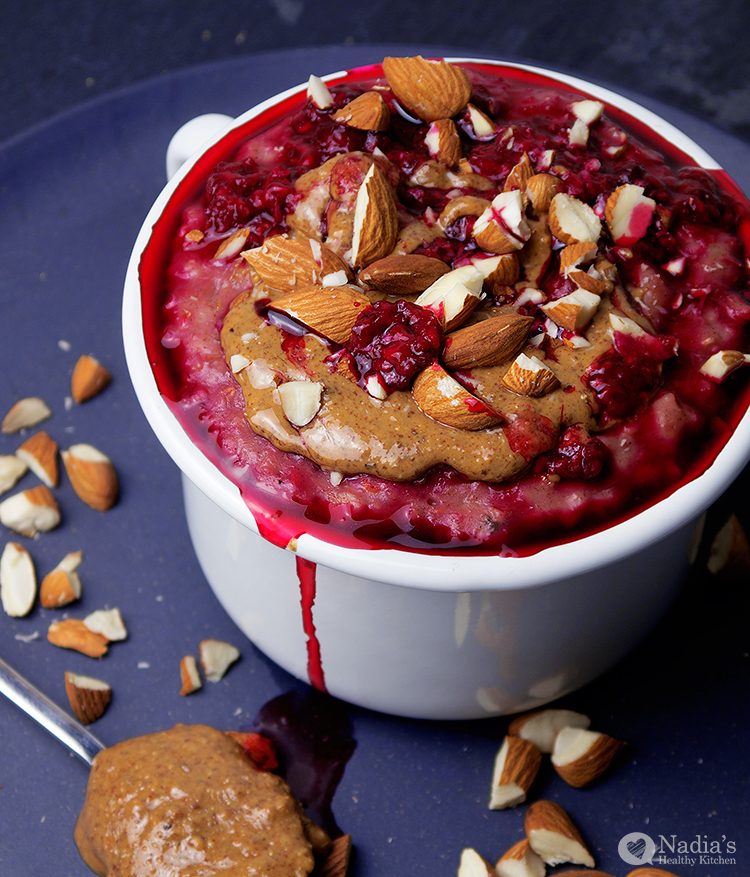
524;799;595;868
2;397;52;434
442;313;534;370
488;735;542;809
605;183;656;246
412;363;502;431
333;91;390;131
199;638;240;682
319;833;353;877
0;542;36;617
542;289;601;333
507;707;591;753
502;353;560;397
48;618;109;658
270;286;370;345
213;227;251;261
424;118;462;166
16;430;58;487
700;349;750;382
473;190;532;254
495;839;546;877
278;380;324;427
0;455;28;496
351;163;399;268
525;173;559;214
40;550;83;608
0;485;61;536
242;235;353;293
64;671;112;724
62;443;119;511
180;654;203;696
71;355;112;403
414;265;483;331
551;726;625;787
382;55;472;122
457;848;496;877
548;192;601;244
307;74;333;109
359;254;450;296
84;607;128;641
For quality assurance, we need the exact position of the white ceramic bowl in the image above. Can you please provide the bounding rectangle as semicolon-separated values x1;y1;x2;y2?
123;59;750;719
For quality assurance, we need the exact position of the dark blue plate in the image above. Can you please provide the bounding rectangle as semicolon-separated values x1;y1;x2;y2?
0;46;747;875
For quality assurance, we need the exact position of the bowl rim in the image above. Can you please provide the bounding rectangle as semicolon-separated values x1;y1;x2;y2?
123;57;750;591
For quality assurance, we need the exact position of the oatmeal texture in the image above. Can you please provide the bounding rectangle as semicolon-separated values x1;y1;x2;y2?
75;724;319;877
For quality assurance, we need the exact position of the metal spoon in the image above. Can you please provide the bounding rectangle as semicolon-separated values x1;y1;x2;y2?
0;655;104;765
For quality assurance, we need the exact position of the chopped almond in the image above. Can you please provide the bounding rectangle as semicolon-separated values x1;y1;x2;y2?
199;638;240;682
71;355;112;403
64;671;112;724
16;431;58;487
0;485;61;536
40;550;83;608
48;618;109;658
2;397;51;434
0;541;36;617
180;655;203;695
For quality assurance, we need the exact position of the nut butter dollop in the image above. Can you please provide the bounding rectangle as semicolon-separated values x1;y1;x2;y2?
75;724;325;877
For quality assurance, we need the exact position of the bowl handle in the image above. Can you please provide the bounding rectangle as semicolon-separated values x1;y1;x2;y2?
165;113;234;181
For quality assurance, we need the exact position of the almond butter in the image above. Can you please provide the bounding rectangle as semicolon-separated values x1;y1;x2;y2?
351;163;399;268
412;363;502;431
525;173;559;214
548;192;601;244
382;55;471;122
48;618;109;658
71;354;112;403
64;671;112;723
333;91;390;130
242;234;353;293
40;550;83;608
507;707;591;753
551;726;625;787
270;285;370;345
442;313;533;370
524;799;595;868
495;838;545;877
2;397;52;434
359;253;450;296
0;485;61;536
424;118;462;166
502;353;560;397
62;443;119;511
488;735;542;809
179;654;203;695
0;541;36;617
438;195;492;231
16;430;58;487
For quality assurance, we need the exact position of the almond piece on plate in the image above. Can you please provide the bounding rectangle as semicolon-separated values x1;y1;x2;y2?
84;607;128;641
40;550;83;608
270;286;370;345
502;353;560;397
382;55;472;122
359;253;450;296
319;833;353;877
16;430;58;487
0;542;36;617
414;265;484;331
542;289;601;333
242;234;353;293
700;349;750;382
333;91;390;131
488;735;542;809
351;163;399;268
524;800;595;868
605;183;656;246
525;173;559;214
552;726;625;787
199;638;240;682
278;380;324;427
707;513;750;576
0;485;61;536
508;707;591;753
548;192;602;244
71;354;112;403
495;838;546;877
48;618;109;658
473;190;532;254
412;363;502;431
61;443;119;511
424;118;462;166
443;313;534;370
457;847;496;877
307;74;333;109
2;397;52;434
180;654;203;696
64;671;112;724
0;455;28;496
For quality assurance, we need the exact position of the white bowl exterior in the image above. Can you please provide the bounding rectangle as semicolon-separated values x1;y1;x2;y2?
123;59;750;717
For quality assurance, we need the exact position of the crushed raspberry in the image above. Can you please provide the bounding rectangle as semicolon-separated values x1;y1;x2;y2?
204;161;299;235
346;300;443;393
546;424;609;480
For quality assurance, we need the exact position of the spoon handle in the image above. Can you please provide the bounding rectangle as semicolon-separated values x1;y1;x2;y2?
0;655;104;766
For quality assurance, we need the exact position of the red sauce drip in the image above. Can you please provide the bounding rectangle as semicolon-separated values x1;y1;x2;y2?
297;557;327;693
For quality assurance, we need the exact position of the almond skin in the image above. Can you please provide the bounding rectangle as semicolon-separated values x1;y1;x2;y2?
489;735;542;809
426;118;462;166
503;152;534;192
382;55;472;122
332;91;390;131
443;313;533;370
242;234;353;293
412;363;502;431
359;254;450;296
270;286;370;345
64;671;112;723
525;173;559;213
524;800;595;868
319;833;353;877
71;355;112;404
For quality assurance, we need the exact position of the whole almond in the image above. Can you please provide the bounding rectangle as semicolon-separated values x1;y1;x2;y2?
62;443;119;511
333;91;390;131
359;254;450;296
71;355;112;403
351;163;399;268
242;235;353;293
270;285;370;345
412;363;501;431
443;313;533;370
382;55;472;122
